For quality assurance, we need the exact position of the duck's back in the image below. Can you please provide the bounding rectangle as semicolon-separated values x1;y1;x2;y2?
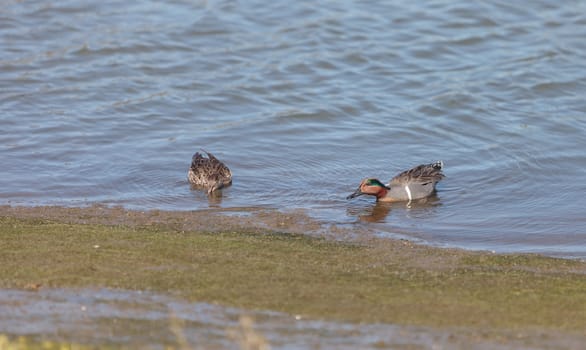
188;151;232;187
385;161;444;201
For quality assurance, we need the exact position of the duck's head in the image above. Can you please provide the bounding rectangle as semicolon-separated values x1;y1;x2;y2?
346;178;390;200
206;175;229;195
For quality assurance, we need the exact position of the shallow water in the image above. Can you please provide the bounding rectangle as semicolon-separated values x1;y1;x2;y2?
1;288;582;349
2;0;586;257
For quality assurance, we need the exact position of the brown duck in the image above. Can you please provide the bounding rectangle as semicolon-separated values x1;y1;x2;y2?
188;150;232;194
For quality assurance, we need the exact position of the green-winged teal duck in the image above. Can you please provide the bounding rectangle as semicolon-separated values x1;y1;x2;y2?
347;161;444;202
188;150;232;194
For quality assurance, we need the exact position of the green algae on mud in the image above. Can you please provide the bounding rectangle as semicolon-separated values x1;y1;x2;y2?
0;335;121;350
1;214;586;336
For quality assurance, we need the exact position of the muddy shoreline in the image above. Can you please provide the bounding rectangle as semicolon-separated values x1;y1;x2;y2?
1;205;586;349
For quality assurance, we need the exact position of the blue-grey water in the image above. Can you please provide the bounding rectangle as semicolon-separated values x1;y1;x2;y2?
2;0;586;259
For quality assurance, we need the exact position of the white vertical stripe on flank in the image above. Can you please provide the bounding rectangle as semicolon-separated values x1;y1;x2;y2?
404;185;412;201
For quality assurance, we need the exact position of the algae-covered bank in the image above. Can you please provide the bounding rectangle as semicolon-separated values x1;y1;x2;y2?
1;205;585;349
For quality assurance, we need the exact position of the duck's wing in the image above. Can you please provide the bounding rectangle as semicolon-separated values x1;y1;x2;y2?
389;161;444;186
203;151;232;183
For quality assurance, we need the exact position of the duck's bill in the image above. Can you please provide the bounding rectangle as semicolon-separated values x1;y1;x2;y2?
346;188;364;200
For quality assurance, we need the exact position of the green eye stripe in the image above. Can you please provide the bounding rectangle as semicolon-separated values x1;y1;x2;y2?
367;179;385;187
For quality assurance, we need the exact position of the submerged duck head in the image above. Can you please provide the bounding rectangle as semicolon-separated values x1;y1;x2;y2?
346;178;390;200
205;174;230;195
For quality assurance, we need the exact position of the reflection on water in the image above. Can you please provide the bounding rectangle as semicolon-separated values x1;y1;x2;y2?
352;202;393;223
0;288;580;350
348;195;442;223
1;0;586;257
207;190;225;207
189;183;227;207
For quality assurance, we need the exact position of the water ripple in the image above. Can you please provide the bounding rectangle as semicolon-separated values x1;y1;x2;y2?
1;0;586;257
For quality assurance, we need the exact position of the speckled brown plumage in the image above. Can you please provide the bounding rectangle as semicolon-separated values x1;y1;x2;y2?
188;150;232;194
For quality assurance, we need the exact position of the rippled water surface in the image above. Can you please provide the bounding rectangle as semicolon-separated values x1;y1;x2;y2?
2;0;586;257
